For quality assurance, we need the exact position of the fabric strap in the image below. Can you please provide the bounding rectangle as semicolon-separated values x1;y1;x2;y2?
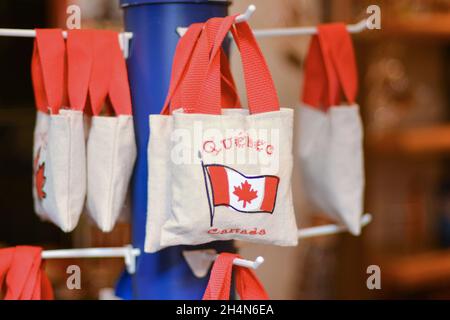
0;246;54;300
161;20;241;115
31;40;47;113
194;16;279;115
89;30;132;116
160;23;203;115
33;29;66;115
176;18;237;113
202;253;269;300
302;23;358;110
67;30;94;111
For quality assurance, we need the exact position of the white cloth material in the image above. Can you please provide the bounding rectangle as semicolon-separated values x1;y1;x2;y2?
144;115;173;253
296;104;364;235
37;109;86;232
157;108;298;248
86;115;136;232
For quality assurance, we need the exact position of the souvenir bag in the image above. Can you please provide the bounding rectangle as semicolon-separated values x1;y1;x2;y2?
160;16;298;248
202;253;268;300
86;30;136;232
32;29;85;232
297;24;364;235
0;246;54;300
31;31;51;219
145;19;242;253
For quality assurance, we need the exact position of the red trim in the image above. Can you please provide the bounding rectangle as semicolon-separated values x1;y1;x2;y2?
207;165;230;206
260;176;279;212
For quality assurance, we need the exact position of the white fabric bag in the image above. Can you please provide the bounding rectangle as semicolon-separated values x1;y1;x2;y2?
86;30;136;232
159;17;298;248
145;20;242;253
32;29;85;232
31;37;50;219
297;24;364;235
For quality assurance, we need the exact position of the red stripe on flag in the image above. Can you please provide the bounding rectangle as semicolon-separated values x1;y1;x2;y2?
260;176;279;212
207;165;230;206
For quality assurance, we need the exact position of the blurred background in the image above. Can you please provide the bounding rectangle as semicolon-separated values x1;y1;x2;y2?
0;0;449;299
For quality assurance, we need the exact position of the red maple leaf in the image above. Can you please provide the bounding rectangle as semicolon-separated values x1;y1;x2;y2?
233;180;258;208
35;161;46;200
34;148;46;200
33;149;47;200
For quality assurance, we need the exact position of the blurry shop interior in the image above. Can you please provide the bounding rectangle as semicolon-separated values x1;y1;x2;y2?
1;0;450;299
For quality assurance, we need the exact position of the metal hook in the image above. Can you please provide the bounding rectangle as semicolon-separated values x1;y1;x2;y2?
41;245;141;274
298;213;372;239
176;4;257;37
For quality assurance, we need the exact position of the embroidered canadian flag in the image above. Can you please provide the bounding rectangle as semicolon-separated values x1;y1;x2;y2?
203;164;279;226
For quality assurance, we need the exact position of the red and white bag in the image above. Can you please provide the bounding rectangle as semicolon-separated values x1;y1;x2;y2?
31;31;51;219
32;29;85;232
85;30;136;232
202;253;268;300
159;16;298;248
297;24;364;235
145;19;242;253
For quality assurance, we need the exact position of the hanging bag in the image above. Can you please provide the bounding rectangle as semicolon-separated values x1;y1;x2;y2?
202;253;268;300
32;29;85;232
31;31;51;219
297;24;364;235
145;19;242;253
86;30;136;232
160;16;298;248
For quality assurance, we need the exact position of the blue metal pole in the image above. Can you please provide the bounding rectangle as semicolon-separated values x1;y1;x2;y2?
117;0;234;300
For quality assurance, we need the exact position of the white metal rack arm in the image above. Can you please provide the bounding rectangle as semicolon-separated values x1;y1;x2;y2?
177;4;367;37
234;255;265;269
235;4;256;23
0;29;133;58
41;245;141;274
176;4;256;36
41;244;265;275
253;18;367;38
201;251;265;270
298;213;372;239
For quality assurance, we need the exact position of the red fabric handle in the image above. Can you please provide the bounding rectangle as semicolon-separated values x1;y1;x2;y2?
176;18;242;114
202;253;269;300
0;246;54;300
219;50;241;109
302;34;336;108
109;31;133;115
319;24;358;104
171;20;217;114
161;21;241;116
160;23;203;115
176;18;225;113
89;30;132;116
194;17;279;115
31;40;48;113
34;29;66;115
0;248;14;293
302;23;358;110
67;30;93;111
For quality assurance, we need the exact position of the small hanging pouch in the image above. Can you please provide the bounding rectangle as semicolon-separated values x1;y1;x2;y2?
145;18;242;253
160;16;298;248
32;29;85;232
86;30;136;232
297;24;364;235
